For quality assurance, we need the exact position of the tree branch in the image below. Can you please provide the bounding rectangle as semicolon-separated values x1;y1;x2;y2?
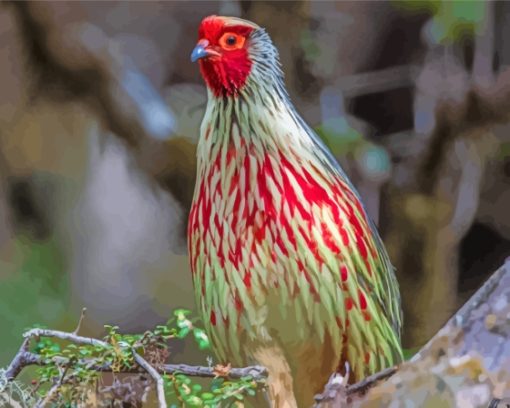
132;348;166;408
73;307;87;336
5;261;510;406
22;328;108;349
4;337;32;381
314;260;510;406
5;349;268;383
34;382;60;408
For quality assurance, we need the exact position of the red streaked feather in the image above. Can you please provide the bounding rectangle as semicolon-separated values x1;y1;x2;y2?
340;265;348;282
189;144;379;290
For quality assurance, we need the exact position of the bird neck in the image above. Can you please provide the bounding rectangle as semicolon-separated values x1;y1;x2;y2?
196;84;320;180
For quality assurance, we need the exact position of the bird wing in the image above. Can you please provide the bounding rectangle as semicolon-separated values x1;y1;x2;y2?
299;113;402;336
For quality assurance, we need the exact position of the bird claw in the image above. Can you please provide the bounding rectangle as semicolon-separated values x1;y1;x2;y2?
329;361;351;386
314;362;350;405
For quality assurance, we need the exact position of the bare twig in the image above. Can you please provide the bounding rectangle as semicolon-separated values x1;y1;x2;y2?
314;364;398;406
73;308;87;336
346;366;397;396
4;338;31;380
131;348;166;408
23;328;109;349
34;382;60;408
162;363;267;380
4;326;265;406
5;350;268;383
34;363;72;408
5;308;102;381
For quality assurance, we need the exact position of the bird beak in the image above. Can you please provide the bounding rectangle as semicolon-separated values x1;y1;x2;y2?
191;40;220;62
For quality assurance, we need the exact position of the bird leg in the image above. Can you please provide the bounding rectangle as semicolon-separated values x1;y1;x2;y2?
252;344;298;408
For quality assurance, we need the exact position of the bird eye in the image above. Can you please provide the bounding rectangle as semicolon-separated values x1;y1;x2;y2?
219;32;245;50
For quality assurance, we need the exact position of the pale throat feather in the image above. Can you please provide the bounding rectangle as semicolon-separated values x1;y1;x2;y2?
196;85;318;182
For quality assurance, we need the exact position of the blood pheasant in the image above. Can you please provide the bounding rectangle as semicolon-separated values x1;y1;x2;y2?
188;15;403;407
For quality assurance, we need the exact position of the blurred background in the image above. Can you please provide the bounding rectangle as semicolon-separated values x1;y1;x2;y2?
0;0;509;368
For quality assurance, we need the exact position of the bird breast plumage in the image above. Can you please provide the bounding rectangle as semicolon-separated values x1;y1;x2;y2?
188;114;400;379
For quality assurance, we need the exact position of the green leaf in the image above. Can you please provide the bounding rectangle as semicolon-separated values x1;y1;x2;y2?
193;328;211;350
177;327;191;338
49;344;61;353
174;309;192;318
184;395;203;406
201;392;215;400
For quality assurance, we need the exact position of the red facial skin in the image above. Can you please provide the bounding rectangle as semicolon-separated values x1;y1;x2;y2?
196;16;254;97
